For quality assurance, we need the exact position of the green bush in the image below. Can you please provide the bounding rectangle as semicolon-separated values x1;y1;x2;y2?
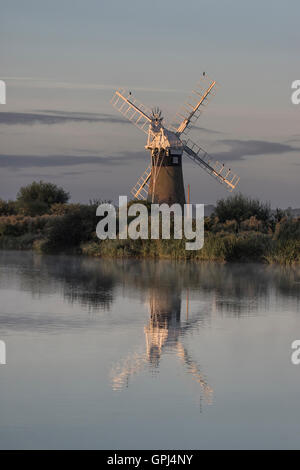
274;217;300;241
0;199;17;216
195;233;229;261
42;205;99;252
0;214;52;237
214;193;271;225
0;233;39;250
50;203;82;215
265;239;300;264
43;212;84;251
16;181;70;216
227;232;270;261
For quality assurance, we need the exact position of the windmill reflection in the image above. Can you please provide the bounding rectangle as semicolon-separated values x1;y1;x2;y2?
111;286;213;405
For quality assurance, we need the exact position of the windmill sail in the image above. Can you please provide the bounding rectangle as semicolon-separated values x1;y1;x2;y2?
170;76;217;137
111;89;152;134
183;138;240;191
131;164;152;200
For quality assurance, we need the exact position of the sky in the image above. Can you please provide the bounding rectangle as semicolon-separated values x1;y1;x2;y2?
1;0;300;207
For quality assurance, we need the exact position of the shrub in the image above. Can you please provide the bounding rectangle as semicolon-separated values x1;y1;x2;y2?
241;216;264;232
16;181;70;216
43;212;84;251
0;233;39;250
265;239;300;265
274;217;300;241
214;193;271;225
227;233;270;261
42;205;99;252
0;214;52;237
0;199;17;216
195;233;229;261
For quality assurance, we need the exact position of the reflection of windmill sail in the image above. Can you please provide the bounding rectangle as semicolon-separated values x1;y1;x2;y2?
176;342;213;404
110;350;147;391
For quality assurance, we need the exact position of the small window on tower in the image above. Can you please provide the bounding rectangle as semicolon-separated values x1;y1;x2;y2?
172;156;179;164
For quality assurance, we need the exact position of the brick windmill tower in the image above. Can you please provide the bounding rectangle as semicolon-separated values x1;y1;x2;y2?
111;75;239;205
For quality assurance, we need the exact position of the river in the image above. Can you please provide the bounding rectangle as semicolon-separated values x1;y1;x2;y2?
0;250;299;449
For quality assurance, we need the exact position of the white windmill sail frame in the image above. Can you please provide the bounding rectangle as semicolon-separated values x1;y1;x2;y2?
111;89;152;134
183;138;240;192
131;164;152;200
170;75;218;137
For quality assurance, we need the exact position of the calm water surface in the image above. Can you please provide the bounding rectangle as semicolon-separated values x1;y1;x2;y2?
0;250;300;449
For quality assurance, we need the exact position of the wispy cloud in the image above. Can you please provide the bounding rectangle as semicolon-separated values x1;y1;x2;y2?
192;125;224;134
212;139;300;161
3;77;182;94
0;111;225;133
285;135;300;144
1;140;297;171
0;152;143;169
0;111;131;126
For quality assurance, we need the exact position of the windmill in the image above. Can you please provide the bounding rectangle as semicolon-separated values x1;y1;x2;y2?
111;75;240;206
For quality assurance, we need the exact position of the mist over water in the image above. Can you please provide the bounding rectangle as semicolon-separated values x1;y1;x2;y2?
0;251;299;449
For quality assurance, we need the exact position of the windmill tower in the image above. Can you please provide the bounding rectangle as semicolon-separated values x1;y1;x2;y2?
111;75;240;205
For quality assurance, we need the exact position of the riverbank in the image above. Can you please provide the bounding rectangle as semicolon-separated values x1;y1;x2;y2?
80;233;300;264
0;215;299;264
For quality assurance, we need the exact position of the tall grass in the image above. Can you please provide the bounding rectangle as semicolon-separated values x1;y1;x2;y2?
0;195;299;264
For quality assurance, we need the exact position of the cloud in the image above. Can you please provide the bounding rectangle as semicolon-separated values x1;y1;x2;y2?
212;139;300;161
1;140;297;171
0;111;226;134
32;171;86;178
3;77;182;94
0;111;131;126
0;152;144;170
285;136;300;144
192;126;224;134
